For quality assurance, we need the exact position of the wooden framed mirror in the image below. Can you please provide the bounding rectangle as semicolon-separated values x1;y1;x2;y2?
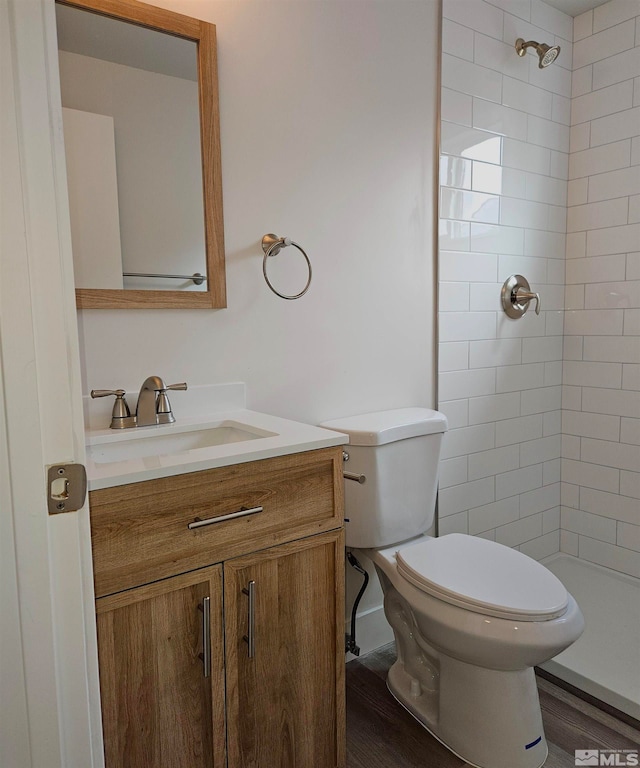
56;0;226;309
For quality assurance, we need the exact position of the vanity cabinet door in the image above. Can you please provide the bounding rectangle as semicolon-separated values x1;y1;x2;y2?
224;529;346;768
96;565;226;768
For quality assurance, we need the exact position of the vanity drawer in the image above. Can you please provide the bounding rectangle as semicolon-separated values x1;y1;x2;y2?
89;446;344;597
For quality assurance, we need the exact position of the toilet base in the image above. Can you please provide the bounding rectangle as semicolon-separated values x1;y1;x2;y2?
387;658;548;768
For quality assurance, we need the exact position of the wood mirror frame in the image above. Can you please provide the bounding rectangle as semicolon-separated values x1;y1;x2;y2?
58;0;226;309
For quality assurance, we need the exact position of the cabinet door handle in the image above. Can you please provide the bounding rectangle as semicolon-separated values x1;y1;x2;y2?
188;506;263;530
198;596;211;678
242;580;256;659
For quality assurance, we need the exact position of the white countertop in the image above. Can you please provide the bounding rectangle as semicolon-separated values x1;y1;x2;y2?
85;408;348;491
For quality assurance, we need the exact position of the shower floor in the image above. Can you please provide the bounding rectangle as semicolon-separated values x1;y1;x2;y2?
541;553;640;720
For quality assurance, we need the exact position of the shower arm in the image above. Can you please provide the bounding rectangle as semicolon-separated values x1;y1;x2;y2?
515;38;538;56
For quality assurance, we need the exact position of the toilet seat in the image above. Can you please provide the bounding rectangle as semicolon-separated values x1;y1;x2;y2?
396;534;568;621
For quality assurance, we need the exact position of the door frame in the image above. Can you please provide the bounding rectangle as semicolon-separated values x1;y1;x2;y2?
1;0;103;765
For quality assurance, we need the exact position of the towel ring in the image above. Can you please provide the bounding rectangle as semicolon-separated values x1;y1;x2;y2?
262;234;312;300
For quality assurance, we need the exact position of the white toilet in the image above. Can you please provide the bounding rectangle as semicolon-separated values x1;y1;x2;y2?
321;408;584;768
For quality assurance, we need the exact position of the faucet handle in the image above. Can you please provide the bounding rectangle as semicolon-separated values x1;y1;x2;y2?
90;389;135;429
91;388;126;399
155;382;187;421
515;288;541;315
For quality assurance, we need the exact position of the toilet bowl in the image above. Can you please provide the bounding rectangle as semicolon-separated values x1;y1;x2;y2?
367;535;584;768
321;408;584;768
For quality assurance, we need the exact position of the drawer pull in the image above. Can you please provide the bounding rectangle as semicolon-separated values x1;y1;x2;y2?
198;596;211;678
242;580;256;659
188;505;264;530
344;471;366;484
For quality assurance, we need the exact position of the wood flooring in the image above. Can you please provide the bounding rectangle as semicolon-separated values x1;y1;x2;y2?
346;643;639;767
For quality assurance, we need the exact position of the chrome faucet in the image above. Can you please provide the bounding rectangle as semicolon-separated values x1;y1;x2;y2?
136;376;187;426
91;377;187;429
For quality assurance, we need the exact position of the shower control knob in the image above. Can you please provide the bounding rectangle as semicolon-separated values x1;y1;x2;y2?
501;275;541;319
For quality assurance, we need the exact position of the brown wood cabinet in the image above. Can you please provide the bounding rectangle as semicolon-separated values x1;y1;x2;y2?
91;447;345;768
96;566;226;768
224;530;345;768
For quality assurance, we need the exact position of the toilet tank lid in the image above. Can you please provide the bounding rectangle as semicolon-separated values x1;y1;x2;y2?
320;408;448;446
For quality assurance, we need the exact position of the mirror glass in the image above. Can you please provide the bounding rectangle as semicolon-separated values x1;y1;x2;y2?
55;0;226;309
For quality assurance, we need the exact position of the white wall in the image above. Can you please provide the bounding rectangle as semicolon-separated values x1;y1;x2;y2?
76;0;439;429
560;0;640;579
72;0;439;655
437;0;572;559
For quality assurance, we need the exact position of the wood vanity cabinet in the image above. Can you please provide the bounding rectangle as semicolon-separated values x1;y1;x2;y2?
224;532;344;767
95;565;226;767
89;446;346;768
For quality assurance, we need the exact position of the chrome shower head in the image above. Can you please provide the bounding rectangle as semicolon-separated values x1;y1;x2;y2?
538;42;561;67
515;38;561;68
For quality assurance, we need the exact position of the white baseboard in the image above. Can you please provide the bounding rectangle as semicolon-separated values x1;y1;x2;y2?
345;603;394;662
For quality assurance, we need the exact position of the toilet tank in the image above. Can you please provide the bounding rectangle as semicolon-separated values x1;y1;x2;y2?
320;408;448;549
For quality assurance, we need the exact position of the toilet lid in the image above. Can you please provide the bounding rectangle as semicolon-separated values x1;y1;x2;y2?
396;534;568;621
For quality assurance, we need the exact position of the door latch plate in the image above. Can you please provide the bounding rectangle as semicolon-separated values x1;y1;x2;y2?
47;463;87;514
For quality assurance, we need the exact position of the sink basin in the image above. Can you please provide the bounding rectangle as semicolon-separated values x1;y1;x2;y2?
87;421;278;464
84;401;348;491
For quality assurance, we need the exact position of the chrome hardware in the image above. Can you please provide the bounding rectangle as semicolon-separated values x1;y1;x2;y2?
188;506;264;530
156;382;188;419
92;378;187;429
47;463;87;515
242;580;256;659
342;451;365;482
135;376;187;427
516;288;541;314
515;38;560;69
261;233;312;300
123;271;206;285
261;233;286;257
136;376;167;427
501;275;541;319
91;388;136;429
198;596;211;678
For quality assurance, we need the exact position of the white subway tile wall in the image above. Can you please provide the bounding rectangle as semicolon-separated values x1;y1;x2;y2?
561;1;640;579
438;0;640;575
439;0;570;558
